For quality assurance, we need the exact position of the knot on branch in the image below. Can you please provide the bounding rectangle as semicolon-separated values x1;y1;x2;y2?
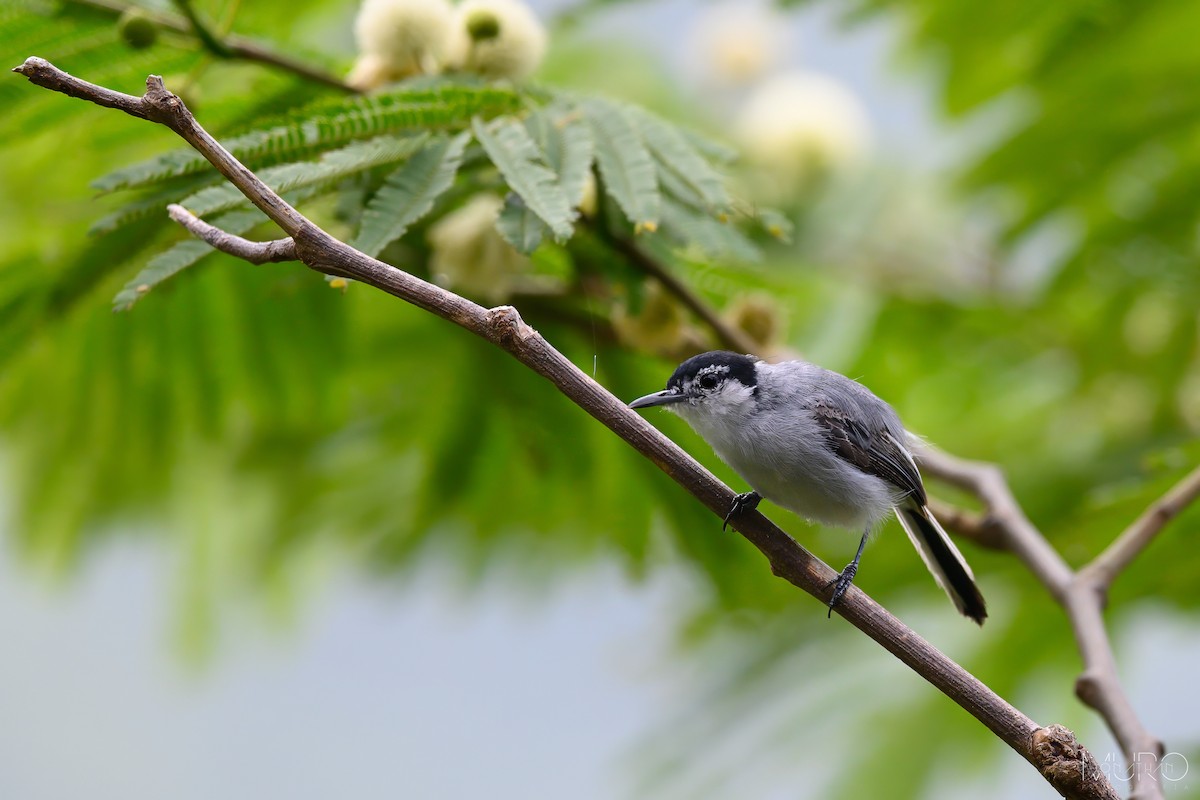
142;74;194;128
1074;670;1106;709
145;74;168;96
485;305;534;348
972;513;1008;549
1032;725;1119;800
1070;569;1111;610
12;56;50;79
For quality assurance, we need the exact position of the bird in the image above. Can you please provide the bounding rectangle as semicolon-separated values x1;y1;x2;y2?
628;350;987;624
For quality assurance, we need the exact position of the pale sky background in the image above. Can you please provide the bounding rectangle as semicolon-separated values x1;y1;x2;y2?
1;2;1197;799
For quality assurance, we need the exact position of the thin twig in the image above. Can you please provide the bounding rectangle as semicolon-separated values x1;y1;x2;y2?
169;0;232;58
12;59;310;235
917;449;1074;601
1082;463;1200;590
13;57;1120;800
66;0;355;92
604;234;762;355
168;204;297;263
924;498;1005;550
917;447;1192;800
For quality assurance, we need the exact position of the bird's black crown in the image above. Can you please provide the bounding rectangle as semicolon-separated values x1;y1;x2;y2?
666;351;759;391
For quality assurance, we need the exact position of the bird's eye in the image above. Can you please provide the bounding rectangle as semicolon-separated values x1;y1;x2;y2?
697;373;719;390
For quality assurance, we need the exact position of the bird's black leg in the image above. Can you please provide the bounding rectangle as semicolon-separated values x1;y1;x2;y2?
826;528;870;618
722;491;761;531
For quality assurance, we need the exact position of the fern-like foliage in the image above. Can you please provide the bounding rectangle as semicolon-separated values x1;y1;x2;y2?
526;104;594;208
743;206;794;244
177;134;430;217
658;199;760;262
94;84;522;194
89;176;227;236
351;132;472;257
91;83;765;304
632;107;731;213
679;127;739;165
471;116;576;241
1;3;762;309
581;97;661;229
487;103;597;254
495;195;546;254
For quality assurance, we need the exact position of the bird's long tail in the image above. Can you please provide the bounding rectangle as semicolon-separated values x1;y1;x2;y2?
895;504;988;625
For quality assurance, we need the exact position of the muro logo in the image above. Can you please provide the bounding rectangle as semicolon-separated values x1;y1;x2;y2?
1089;752;1189;784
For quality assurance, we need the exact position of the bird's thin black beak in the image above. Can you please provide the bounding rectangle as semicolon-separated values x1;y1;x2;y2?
629;389;685;409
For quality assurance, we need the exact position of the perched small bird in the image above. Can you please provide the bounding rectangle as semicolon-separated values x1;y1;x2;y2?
629;351;987;624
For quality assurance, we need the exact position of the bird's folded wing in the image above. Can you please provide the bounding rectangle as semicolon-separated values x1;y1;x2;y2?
808;398;927;504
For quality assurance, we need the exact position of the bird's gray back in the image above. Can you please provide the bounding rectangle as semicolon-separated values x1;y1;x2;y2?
758;361;906;438
687;361;908;529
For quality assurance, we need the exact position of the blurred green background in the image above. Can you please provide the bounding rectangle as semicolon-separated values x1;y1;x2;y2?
1;0;1198;798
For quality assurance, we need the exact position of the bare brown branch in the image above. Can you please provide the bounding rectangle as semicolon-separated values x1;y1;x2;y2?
1082;463;1200;590
168;204;297;264
924;498;1006;550
918;447;1185;800
1034;725;1122;800
11;57;153;120
13;58;311;238
14;58;1121;800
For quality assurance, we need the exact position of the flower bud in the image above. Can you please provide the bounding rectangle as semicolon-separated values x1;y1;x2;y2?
450;0;546;81
689;1;790;86
736;71;871;197
348;0;456;89
724;294;782;350
119;8;159;50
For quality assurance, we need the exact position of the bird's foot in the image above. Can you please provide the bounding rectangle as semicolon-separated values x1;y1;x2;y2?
825;562;859;618
722;491;762;531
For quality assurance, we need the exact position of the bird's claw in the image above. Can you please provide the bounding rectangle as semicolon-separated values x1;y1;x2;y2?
825;562;859;618
723;491;761;531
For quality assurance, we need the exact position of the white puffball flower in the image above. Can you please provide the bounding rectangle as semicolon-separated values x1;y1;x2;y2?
427;194;527;302
689;1;791;86
735;71;871;190
347;0;456;90
450;0;547;81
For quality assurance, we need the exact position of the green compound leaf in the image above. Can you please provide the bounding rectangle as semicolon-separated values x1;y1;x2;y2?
582;98;660;229
659;199;761;262
632;107;731;212
472;116;574;241
88;176;224;237
93;83;520;194
351;131;472;258
495;194;545;254
750;207;794;244
177;134;429;217
525;105;595;207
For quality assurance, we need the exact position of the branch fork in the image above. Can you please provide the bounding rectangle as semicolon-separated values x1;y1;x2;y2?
167;205;296;264
918;450;1200;799
16;56;1199;800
